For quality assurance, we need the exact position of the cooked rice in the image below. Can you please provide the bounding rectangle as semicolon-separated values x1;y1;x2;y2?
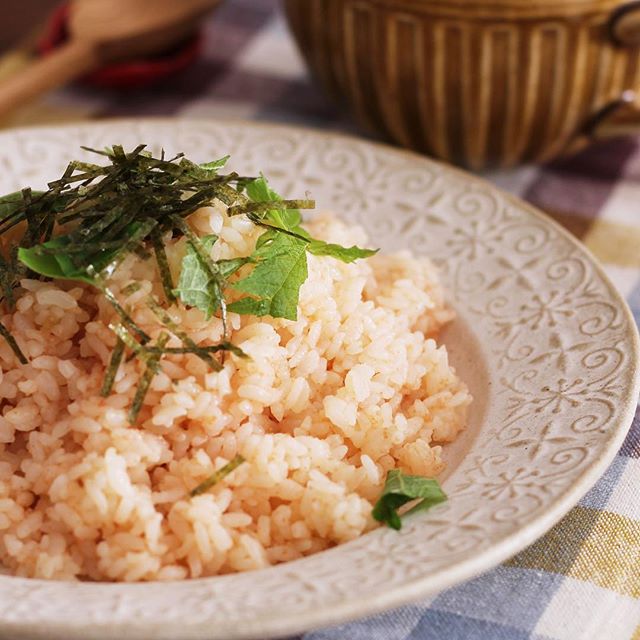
0;205;470;581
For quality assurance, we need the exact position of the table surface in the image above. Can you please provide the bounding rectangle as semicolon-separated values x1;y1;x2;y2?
3;1;640;639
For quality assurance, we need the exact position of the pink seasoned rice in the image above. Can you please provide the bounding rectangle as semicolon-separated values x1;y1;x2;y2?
0;206;470;581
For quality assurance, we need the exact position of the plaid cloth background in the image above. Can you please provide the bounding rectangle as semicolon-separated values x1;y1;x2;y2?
3;1;640;638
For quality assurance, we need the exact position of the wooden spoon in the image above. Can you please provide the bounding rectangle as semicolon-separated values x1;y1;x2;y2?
0;0;222;119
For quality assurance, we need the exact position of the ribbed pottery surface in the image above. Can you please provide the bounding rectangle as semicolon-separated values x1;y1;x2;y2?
285;0;640;168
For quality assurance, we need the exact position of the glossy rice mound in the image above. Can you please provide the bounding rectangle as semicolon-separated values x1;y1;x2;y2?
0;206;470;581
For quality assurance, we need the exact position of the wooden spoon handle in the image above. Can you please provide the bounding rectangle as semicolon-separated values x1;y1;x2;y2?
0;39;99;120
0;19;46;83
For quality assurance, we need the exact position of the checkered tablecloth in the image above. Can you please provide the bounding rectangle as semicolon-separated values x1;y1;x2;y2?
5;1;640;638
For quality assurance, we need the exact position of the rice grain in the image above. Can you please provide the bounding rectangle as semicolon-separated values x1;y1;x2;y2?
0;208;470;581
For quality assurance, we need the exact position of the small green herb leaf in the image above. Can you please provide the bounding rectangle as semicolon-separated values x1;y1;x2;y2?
308;240;378;263
245;175;278;201
200;156;230;172
173;234;219;318
17;220;155;284
372;469;447;530
0;191;29;221
245;176;375;263
17;237;102;284
229;232;308;320
245;175;301;230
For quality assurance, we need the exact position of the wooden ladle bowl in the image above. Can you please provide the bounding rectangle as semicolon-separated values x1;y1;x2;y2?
38;3;203;89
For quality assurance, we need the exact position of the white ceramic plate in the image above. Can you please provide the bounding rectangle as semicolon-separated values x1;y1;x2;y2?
0;120;638;640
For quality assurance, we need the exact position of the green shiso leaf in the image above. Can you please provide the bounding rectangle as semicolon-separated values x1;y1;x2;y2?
229;232;309;321
173;234;220;319
200;155;230;172
17;220;156;284
17;237;100;284
170;216;229;333
307;240;378;263
226;174;374;320
244;174;375;263
245;174;302;229
372;469;447;531
218;256;254;279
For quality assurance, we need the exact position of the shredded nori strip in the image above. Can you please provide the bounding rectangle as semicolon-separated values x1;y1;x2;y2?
110;323;145;356
0;145;308;353
227;199;315;218
128;332;169;424
121;282;142;297
148;342;248;358
0;145;316;423
150;227;175;303
147;296;223;372
0;253;15;309
88;269;151;344
84;217;158;278
0;320;27;364
100;337;125;397
189;455;245;497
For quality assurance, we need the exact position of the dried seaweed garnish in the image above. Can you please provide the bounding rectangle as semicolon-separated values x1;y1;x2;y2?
150;226;175;303
100;337;125;397
0;191;48;314
121;282;142;297
89;269;151;345
189;455;245;497
149;342;247;358
0;320;27;364
105;306;246;419
0;145;375;425
147;296;225;372
109;322;145;357
128;332;169;424
0;252;15;309
227;199;315;218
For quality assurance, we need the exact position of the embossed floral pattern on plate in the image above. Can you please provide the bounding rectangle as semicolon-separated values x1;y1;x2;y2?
0;120;638;640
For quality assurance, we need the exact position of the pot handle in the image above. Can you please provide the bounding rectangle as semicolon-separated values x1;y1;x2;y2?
566;3;640;153
585;91;640;141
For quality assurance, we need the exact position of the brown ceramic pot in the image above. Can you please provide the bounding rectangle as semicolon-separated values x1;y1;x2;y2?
284;0;640;168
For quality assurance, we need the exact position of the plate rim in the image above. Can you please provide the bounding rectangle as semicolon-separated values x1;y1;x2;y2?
0;117;638;640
